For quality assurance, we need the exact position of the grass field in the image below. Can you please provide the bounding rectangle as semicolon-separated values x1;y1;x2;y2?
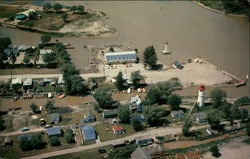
0;5;24;18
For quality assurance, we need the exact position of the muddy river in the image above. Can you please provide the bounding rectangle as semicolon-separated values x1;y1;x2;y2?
0;1;249;96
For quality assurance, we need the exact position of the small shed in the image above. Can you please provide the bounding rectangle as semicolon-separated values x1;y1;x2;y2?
112;125;125;135
171;110;185;118
84;112;96;123
23;78;33;87
131;147;152;159
49;113;60;124
47;127;62;137
40;49;53;56
81;125;96;141
102;110;117;118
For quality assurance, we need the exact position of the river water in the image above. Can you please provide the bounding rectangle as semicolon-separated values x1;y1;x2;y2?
0;1;249;96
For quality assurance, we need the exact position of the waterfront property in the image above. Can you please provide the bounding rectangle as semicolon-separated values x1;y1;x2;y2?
171;110;185;119
81;125;96;141
104;51;137;64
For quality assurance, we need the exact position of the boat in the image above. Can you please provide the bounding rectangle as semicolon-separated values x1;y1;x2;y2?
58;94;66;99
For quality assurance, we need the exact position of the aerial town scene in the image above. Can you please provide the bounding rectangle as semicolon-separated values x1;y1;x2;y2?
0;0;249;159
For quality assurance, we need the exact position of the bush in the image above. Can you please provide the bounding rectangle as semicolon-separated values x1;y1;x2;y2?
49;137;60;146
234;96;250;106
210;145;221;158
64;128;75;143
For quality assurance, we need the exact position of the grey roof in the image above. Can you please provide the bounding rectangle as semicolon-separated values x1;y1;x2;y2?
40;49;53;55
81;125;96;141
103;110;117;117
47;127;61;136
171;110;184;116
11;78;22;85
23;78;32;86
18;45;29;51
192;112;207;121
131;147;152;159
130;95;142;106
105;51;136;61
4;48;19;56
49;113;60;122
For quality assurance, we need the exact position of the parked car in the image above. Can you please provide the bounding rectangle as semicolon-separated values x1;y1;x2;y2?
44;125;53;129
20;127;30;132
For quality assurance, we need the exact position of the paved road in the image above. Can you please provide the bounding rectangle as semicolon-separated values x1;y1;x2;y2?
20;125;207;159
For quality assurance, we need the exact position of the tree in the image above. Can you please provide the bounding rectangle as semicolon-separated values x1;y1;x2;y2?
61;13;68;22
168;94;182;110
19;135;32;151
43;3;52;12
0;37;11;53
30;103;39;113
240;109;248;122
207;109;222;130
131;71;143;89
234;96;250;106
64;128;75;143
246;121;250;136
209;88;227;108
31;134;44;149
109;47;114;52
117;105;131;123
0;116;6;131
40;34;51;45
115;72;125;91
49;136;60;146
182;119;192;136
23;56;30;64
77;5;85;13
10;52;16;66
143;105;165;127
28;11;38;20
94;86;113;109
143;45;157;67
45;100;55;114
43;53;57;67
210;145;221;158
53;3;62;13
70;5;77;12
68;75;88;95
131;115;143;131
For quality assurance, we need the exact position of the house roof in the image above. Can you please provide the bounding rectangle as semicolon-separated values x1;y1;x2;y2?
192;112;207;121
40;49;53;55
17;9;36;17
130;95;142;106
11;78;22;85
49;113;60;122
131;147;152;159
47;127;61;136
23;78;32;86
81;125;96;140
103;110;117;116
171;110;184;116
17;134;33;141
4;48;19;55
18;45;29;51
105;51;136;60
173;61;181;66
112;125;124;131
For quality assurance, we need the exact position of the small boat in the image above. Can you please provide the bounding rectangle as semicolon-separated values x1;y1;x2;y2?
58;94;66;99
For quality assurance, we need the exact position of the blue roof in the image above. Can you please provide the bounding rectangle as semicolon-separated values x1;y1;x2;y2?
16;14;27;20
81;125;96;141
3;48;19;56
47;127;61;136
106;54;136;60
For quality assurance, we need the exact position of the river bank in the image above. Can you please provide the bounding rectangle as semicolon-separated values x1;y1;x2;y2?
193;1;248;18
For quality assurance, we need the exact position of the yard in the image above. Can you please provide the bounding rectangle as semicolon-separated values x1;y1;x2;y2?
95;122;135;142
0;5;24;18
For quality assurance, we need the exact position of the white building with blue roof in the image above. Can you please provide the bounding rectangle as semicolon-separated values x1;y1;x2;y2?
104;51;137;64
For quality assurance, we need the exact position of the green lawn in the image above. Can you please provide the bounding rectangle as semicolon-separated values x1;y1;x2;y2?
0;5;24;18
95;122;135;142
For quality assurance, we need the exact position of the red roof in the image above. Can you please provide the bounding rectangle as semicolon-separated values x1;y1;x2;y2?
199;84;205;91
112;125;124;131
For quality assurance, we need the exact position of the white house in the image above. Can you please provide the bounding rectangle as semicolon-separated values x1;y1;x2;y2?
104;51;137;64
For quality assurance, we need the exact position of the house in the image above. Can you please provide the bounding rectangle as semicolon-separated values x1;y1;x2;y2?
17;134;33;141
58;76;65;85
171;110;185;118
206;128;219;135
4;48;19;56
129;95;143;112
16;9;36;20
192;112;207;123
104;51;137;64
49;113;60;124
112;125;125;135
47;127;62;137
23;78;33;88
84;112;96;123
172;61;184;69
11;78;22;85
135;136;153;145
102;110;117;118
81;125;96;141
131;147;152;159
40;49;53;56
18;45;29;52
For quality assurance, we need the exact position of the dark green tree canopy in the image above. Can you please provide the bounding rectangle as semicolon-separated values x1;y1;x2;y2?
40;34;51;44
131;71;143;89
210;145;221;158
209;88;227;108
0;37;11;53
182;118;192;136
143;105;166;127
115;71;126;91
143;45;157;67
45;100;55;114
43;3;52;12
168;94;182;110
49;136;61;146
30;103;39;113
131;115;143;131
94;86;113;109
53;3;62;13
117;105;131;123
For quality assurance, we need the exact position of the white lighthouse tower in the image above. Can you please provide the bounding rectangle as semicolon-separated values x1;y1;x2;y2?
162;41;172;54
197;84;205;107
